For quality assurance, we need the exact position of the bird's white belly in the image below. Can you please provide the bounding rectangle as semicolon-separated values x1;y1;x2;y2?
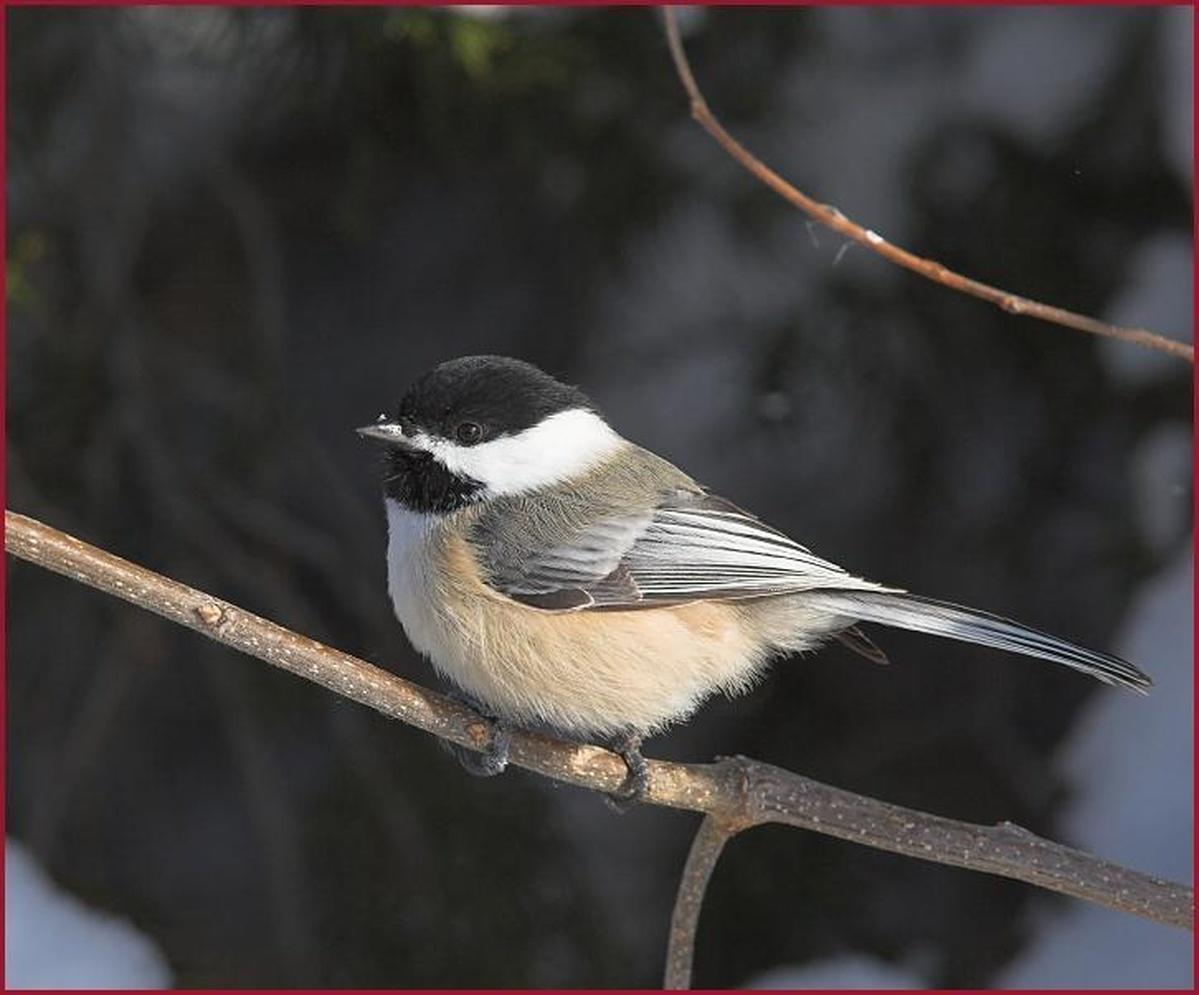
385;500;447;664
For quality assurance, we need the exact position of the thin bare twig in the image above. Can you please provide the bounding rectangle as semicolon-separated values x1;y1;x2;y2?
664;814;747;989
661;8;1192;364
6;511;1193;950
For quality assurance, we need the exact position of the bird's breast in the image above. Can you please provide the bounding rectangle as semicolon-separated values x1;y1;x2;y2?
384;498;780;736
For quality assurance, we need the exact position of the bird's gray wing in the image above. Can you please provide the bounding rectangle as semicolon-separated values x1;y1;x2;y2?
473;490;890;611
469;488;1151;692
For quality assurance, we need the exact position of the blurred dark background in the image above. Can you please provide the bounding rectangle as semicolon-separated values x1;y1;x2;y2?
6;6;1192;988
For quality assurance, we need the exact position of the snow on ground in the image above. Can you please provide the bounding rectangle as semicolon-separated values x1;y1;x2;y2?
749;953;925;989
5;840;172;989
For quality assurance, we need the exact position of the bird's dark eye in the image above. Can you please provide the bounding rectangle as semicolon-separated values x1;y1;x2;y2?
455;421;483;445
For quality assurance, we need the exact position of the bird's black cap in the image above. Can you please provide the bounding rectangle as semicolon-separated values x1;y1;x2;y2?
395;355;594;443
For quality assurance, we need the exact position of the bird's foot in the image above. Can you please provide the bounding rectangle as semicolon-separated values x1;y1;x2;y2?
604;732;649;812
443;690;511;777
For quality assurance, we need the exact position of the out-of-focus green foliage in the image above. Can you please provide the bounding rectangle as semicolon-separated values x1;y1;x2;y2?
7;229;52;313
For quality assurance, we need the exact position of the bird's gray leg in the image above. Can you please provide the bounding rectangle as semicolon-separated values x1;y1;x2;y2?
604;731;649;811
442;689;511;777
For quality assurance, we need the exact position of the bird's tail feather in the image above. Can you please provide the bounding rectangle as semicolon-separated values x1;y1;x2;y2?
807;590;1151;693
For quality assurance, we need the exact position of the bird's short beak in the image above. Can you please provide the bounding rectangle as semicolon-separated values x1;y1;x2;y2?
356;420;415;449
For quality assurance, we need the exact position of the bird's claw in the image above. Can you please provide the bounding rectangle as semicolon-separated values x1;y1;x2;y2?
443;691;511;777
604;733;649;812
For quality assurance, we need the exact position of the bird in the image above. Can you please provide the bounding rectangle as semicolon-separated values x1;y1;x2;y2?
358;355;1150;799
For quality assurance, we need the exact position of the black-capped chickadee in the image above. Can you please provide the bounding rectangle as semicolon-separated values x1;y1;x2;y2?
358;355;1149;797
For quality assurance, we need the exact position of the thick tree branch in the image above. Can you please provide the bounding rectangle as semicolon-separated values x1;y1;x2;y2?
661;8;1193;364
7;510;1193;940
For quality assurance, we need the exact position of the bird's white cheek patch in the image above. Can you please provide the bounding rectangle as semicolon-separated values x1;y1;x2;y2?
421;408;624;496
